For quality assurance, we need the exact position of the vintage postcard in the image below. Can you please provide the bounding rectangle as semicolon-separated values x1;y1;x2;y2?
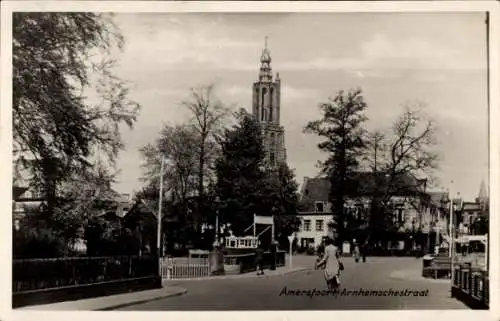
1;1;498;321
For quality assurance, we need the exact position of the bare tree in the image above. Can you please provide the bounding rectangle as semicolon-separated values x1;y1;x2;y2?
364;131;387;173
140;124;199;209
385;104;438;195
181;84;230;231
366;102;439;243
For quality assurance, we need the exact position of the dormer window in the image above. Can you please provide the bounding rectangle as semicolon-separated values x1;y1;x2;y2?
315;202;324;213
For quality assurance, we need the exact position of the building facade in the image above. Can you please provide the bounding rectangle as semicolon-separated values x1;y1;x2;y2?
294;213;332;249
295;175;450;251
454;179;489;237
252;39;287;169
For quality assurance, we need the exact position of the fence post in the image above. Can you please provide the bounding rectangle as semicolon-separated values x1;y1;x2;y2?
468;269;472;295
129;257;132;277
484;275;489;305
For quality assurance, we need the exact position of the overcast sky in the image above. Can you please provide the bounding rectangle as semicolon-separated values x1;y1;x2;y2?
108;12;489;201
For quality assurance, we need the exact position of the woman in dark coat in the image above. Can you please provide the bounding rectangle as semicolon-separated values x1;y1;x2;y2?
255;241;265;275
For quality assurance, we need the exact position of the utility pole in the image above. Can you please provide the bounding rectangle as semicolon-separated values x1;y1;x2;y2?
449;183;456;295
448;182;454;258
157;155;165;275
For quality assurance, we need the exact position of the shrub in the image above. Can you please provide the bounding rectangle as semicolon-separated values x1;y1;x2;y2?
13;225;68;259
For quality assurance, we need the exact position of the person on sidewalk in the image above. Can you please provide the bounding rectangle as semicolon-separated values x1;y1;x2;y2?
255;241;265;276
353;243;360;263
360;242;367;263
315;241;325;269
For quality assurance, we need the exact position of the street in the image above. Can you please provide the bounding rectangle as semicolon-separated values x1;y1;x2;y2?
118;256;468;310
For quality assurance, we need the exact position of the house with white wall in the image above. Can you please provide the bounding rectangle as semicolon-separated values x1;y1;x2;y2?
295;173;451;252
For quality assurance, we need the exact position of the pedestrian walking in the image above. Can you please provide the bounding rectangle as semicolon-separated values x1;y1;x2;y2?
255;241;265;276
315;242;325;269
315;237;343;292
353;243;360;263
361;242;367;262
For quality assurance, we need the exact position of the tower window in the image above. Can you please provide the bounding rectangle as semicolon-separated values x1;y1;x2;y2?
270;152;275;166
261;88;267;121
269;88;274;121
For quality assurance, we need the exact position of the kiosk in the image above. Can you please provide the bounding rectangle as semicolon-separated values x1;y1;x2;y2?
224;214;275;249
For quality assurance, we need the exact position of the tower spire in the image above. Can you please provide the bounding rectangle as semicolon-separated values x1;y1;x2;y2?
259;36;272;82
478;179;488;200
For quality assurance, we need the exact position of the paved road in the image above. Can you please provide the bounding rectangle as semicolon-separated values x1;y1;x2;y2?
118;256;468;310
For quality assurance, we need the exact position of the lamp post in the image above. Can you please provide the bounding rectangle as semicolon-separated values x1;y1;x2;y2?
411;219;416;254
214;196;221;247
420;181;430;254
270;206;278;271
436;196;447;254
449;182;456;295
156;155;165;279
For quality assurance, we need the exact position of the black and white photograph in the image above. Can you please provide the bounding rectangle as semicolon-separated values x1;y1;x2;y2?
2;1;499;318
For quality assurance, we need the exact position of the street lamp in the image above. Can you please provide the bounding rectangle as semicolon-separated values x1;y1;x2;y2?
214;196;221;247
270;206;278;271
156;155;166;277
449;182;458;296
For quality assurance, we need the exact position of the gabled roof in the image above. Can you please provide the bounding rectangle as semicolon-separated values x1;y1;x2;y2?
301;177;330;202
478;179;488;200
301;172;425;202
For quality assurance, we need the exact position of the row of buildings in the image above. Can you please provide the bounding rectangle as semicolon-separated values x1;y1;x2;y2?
294;175;489;253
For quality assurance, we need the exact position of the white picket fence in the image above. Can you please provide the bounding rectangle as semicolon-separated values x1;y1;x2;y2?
161;256;210;280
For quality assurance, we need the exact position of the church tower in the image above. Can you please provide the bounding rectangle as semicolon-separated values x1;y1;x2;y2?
252;38;287;169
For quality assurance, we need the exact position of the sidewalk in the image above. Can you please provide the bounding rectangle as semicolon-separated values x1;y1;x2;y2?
18;286;187;311
389;268;452;284
18;265;311;310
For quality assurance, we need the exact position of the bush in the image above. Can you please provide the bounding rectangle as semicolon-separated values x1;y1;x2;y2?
13;225;69;259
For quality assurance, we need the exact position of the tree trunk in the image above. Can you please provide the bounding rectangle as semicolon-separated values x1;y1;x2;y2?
196;141;205;234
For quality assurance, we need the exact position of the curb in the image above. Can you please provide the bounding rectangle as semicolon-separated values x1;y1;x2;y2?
164;267;311;282
389;270;451;283
96;289;188;311
260;267;310;278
